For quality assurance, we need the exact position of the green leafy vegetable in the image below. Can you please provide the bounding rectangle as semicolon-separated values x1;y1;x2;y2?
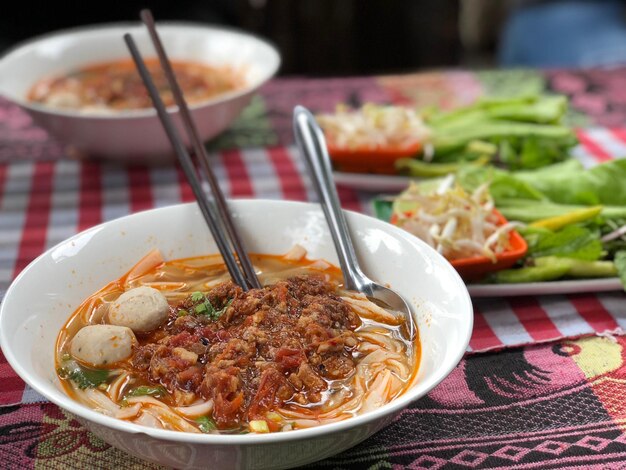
489;259;572;284
458;159;626;222
196;416;217;433
602;219;626;257
527;225;603;261
424;95;576;170
191;291;204;302
497;200;626;224
615;251;626;290
58;360;109;390
373;154;626;285
534;257;617;278
187;292;232;321
395;156;489;178
372;199;393;224
513;159;626;206
126;385;167;398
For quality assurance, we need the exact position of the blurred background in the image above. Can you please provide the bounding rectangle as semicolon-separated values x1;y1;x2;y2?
3;0;626;76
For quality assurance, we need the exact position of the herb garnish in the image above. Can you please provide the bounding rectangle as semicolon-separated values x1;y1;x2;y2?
57;359;109;390
195;415;217;433
187;291;232;321
126;385;167;398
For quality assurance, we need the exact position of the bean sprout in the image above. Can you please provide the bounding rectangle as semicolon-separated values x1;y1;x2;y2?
316;104;431;150
392;178;522;262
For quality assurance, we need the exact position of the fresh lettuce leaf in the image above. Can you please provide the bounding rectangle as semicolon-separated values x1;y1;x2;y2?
514;159;626;206
527;225;603;261
458;160;626;221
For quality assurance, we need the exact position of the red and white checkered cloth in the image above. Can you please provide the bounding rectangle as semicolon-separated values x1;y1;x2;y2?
1;128;625;406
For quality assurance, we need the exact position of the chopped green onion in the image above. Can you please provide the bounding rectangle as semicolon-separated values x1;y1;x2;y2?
195;416;217;433
212;299;233;320
195;303;208;314
191;291;204;302
177;309;188;317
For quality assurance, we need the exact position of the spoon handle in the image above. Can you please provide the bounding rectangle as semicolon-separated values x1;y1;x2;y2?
293;106;370;293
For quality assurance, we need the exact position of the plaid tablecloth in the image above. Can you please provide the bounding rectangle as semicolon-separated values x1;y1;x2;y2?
2;68;626;469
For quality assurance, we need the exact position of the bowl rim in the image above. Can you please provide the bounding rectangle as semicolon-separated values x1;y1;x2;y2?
0;21;281;120
0;199;473;445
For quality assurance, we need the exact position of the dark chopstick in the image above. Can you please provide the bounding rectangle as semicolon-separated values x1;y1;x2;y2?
139;9;262;290
123;33;250;290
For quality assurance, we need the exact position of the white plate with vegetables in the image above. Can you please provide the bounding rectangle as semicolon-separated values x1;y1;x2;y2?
373;159;626;297
320;96;577;192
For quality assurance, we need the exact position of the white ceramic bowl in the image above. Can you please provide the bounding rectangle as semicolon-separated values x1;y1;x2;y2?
0;200;472;469
0;23;280;161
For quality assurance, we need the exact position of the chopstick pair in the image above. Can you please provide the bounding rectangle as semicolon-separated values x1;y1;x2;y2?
124;9;261;291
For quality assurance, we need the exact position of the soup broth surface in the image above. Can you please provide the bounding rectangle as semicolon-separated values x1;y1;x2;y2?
29;58;244;112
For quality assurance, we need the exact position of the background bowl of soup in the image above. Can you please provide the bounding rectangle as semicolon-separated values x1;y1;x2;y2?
0;200;473;469
0;23;280;161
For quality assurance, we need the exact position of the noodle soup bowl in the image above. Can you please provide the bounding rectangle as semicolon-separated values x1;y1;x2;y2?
0;200;473;469
0;23;280;161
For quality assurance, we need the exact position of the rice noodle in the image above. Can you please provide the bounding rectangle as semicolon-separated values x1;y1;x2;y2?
141;406;201;433
123;249;164;284
79;388;142;420
107;371;130;402
135;409;164;429
340;293;401;324
283;244;308;261
126;395;170;409
359;369;393;413
174;400;214;418
358;331;404;353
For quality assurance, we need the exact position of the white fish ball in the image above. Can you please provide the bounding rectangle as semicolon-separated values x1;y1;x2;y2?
70;325;136;367
108;286;170;333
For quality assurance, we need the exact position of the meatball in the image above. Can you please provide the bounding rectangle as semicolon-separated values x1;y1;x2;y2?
108;286;170;333
70;325;136;367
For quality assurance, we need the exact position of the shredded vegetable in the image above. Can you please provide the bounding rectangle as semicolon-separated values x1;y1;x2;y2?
316;104;431;150
392;177;521;262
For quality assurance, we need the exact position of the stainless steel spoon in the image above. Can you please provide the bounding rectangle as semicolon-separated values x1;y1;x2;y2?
293;105;416;341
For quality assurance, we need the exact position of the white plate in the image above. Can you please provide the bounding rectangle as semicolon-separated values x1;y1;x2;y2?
346;172;625;298
333;171;415;192
467;277;623;297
